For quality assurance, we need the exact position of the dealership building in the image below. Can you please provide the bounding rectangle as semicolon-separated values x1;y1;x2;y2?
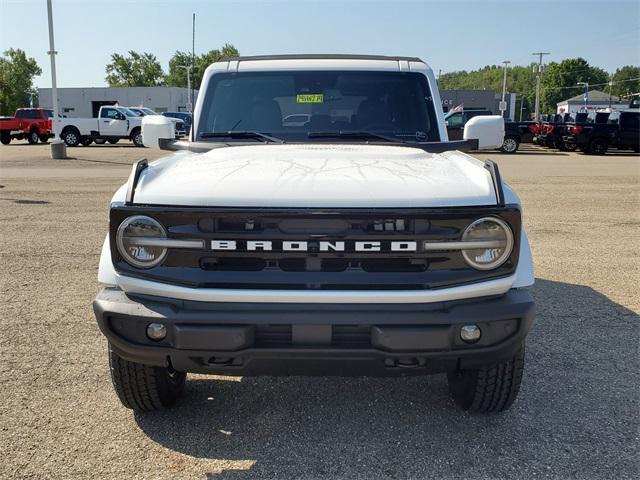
440;89;518;119
38;87;195;118
556;90;628;115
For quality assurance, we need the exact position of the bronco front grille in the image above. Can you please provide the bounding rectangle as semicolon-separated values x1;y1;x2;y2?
110;206;521;290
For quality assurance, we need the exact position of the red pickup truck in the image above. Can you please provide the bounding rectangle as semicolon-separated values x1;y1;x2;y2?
0;108;54;145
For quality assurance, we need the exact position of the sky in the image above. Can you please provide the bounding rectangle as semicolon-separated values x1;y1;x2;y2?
1;0;638;88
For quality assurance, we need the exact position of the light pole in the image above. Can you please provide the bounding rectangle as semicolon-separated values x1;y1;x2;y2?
177;64;193;112
577;82;589;111
46;0;66;159
532;52;550;121
500;60;511;118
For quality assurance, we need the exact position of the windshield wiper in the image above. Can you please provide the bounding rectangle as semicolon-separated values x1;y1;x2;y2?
307;131;403;143
199;131;284;143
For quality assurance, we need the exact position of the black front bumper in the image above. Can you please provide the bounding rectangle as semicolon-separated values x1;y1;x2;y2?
93;288;535;376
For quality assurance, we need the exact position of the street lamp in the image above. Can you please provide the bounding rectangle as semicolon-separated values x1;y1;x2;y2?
500;60;511;118
46;0;66;159
577;82;589;111
177;64;193;112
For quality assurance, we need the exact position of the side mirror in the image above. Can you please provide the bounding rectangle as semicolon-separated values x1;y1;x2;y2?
142;115;175;148
463;115;505;150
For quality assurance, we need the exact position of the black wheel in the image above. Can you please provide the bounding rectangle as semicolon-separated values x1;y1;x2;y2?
80;137;93;146
500;136;520;154
131;128;144;147
107;138;119;144
27;130;39;144
447;343;525;413
108;344;186;412
94;138;107;145
0;131;10;145
588;138;608;155
39;135;49;143
62;128;80;147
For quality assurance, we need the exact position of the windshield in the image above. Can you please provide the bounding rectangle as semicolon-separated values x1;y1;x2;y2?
120;108;140;117
197;71;440;142
141;107;157;115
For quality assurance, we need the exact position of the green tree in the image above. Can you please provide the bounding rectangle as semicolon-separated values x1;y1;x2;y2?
166;44;239;89
540;58;608;113
105;51;165;87
0;48;42;115
165;51;193;88
610;65;640;99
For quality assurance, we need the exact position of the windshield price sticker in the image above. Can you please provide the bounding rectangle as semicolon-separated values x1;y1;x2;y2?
297;94;324;103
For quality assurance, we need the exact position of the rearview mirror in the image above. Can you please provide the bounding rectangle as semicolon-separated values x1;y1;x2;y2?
142;115;175;148
463;115;504;150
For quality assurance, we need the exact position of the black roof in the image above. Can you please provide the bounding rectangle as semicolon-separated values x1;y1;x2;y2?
226;54;424;63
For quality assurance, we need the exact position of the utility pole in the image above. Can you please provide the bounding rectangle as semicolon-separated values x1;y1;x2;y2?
178;65;193;112
46;0;66;159
577;81;589;111
191;13;196;112
532;52;550;121
500;60;511;118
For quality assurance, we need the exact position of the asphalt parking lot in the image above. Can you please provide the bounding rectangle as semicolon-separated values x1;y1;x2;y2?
1;141;638;479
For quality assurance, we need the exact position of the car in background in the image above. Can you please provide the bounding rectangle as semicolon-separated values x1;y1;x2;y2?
59;105;143;147
128;107;186;137
162;112;192;136
565;110;640;154
444;108;493;140
500;121;538;153
0;108;54;145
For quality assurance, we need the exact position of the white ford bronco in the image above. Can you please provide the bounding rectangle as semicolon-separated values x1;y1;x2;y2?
94;55;535;413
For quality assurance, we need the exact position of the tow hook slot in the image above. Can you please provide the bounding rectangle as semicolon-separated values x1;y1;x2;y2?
205;356;237;366
384;357;426;368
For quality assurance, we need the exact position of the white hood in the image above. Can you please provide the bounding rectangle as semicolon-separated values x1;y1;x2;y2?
133;144;498;207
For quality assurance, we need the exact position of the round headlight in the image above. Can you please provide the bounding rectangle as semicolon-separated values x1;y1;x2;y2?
116;215;167;268
461;217;514;270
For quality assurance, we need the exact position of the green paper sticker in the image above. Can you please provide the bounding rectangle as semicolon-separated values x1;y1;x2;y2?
296;94;324;103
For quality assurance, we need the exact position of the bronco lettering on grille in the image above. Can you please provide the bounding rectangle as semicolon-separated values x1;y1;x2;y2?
210;240;418;252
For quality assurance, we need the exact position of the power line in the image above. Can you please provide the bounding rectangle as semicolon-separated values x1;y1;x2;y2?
543;77;640;91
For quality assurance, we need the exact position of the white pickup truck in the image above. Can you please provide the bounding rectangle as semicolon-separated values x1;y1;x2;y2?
59;106;146;147
94;55;535;414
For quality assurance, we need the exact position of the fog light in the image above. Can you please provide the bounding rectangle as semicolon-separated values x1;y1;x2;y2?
460;324;481;343
146;322;167;341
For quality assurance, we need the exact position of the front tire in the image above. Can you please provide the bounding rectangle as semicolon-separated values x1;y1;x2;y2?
447;343;525;413
500;136;520;154
0;131;10;145
27;130;39;144
80;137;93;146
108;344;186;412
130;128;144;147
588;138;608;155
62;128;80;147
